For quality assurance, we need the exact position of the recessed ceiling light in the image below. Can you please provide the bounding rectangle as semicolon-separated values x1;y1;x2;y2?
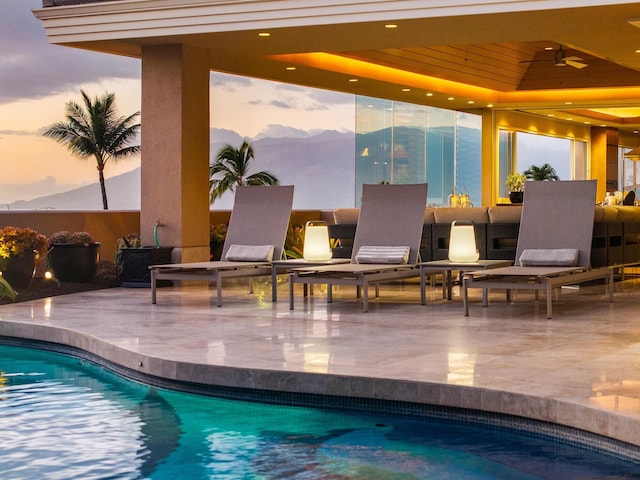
349;78;358;82
565;101;573;105
385;24;398;29
487;104;494;108
285;66;296;71
467;100;475;105
567;117;573;121
584;121;591;124
600;124;607;127
547;114;554;117
634;130;639;134
402;88;410;92
544;47;554;50
447;97;455;101
636;49;640;53
258;32;270;37
426;93;433;97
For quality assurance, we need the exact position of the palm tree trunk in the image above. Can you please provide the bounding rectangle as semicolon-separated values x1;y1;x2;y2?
98;167;109;210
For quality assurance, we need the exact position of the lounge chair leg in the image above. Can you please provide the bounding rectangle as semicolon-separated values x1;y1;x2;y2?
362;281;368;312
546;284;553;318
327;285;333;303
151;269;157;304
608;267;614;302
289;273;295;310
420;269;426;305
271;268;278;302
462;276;469;316
375;283;379;297
216;274;223;307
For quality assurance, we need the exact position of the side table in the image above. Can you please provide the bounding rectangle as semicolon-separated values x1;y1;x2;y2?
419;259;512;304
271;258;350;301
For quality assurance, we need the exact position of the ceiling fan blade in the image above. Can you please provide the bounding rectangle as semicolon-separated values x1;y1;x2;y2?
566;59;588;69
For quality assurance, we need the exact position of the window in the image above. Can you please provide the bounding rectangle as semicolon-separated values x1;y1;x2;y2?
498;129;588;200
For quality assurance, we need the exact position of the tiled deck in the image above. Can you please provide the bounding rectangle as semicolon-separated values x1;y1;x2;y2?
1;272;640;447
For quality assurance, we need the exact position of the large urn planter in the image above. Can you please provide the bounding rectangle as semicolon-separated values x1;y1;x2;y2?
0;252;37;290
118;246;174;288
48;243;100;283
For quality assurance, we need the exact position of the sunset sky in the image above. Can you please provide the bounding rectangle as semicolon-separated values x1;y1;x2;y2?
0;0;355;205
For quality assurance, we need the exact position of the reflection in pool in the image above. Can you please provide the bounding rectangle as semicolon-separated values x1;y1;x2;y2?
1;344;640;479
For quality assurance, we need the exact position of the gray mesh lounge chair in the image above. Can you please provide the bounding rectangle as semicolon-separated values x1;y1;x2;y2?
289;183;428;312
462;180;613;318
150;185;294;306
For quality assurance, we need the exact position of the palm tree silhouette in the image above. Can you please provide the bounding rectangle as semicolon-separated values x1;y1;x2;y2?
209;140;279;203
43;90;140;210
524;163;560;181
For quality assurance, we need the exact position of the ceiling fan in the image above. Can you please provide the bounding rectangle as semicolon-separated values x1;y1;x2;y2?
521;46;588;69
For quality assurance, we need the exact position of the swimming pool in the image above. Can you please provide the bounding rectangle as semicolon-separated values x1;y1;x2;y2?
2;343;640;479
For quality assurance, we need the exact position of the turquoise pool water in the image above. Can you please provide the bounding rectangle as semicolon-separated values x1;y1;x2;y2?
2;344;640;479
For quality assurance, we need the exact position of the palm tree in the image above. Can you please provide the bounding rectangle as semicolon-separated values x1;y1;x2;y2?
43;89;140;210
209;140;279;203
523;163;560;181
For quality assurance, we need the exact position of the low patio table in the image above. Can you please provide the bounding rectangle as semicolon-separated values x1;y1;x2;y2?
419;259;512;304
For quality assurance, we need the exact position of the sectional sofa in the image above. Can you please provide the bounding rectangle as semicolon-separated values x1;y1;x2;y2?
329;205;640;268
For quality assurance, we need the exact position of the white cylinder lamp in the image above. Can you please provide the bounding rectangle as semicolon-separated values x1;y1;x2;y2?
303;221;332;261
448;220;479;262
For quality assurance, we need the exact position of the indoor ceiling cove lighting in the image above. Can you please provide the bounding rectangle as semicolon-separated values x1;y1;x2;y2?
625;146;640;160
303;221;332;261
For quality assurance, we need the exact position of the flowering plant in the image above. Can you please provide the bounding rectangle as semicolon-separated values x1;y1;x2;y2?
506;172;527;192
48;231;95;247
0;226;48;259
210;224;228;244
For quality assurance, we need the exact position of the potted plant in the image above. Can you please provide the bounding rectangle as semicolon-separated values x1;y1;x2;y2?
115;232;173;287
209;224;228;260
47;231;100;283
506;172;526;204
0;226;47;290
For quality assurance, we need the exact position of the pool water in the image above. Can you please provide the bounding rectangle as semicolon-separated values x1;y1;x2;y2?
2;345;640;479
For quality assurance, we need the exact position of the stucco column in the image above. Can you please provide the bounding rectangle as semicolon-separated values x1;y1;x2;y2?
140;44;210;262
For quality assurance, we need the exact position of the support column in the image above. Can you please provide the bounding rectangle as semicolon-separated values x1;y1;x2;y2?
591;127;619;201
140;44;210;262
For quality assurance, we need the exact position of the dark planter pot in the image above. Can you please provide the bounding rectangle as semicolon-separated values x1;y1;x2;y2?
119;247;174;288
210;242;224;261
509;191;524;204
0;252;36;290
48;243;100;283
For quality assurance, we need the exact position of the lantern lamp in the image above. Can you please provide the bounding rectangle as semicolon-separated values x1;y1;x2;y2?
448;220;479;263
303;221;332;261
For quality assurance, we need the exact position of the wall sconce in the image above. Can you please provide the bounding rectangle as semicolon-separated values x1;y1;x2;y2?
303;221;332;261
448;221;479;263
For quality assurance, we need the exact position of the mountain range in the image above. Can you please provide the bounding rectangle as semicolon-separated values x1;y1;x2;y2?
8;129;356;211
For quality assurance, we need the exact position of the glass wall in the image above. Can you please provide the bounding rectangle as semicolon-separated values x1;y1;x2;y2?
355;96;481;206
621;147;640;200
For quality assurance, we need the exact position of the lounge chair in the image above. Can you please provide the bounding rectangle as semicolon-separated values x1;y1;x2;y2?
150;185;294;306
462;180;613;318
288;183;427;312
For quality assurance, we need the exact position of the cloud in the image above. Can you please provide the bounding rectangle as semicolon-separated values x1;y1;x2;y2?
269;98;297;109
0;0;140;104
0;129;35;137
210;72;253;89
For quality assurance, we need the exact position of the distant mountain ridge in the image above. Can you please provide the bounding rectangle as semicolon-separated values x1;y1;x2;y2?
9;129;356;210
